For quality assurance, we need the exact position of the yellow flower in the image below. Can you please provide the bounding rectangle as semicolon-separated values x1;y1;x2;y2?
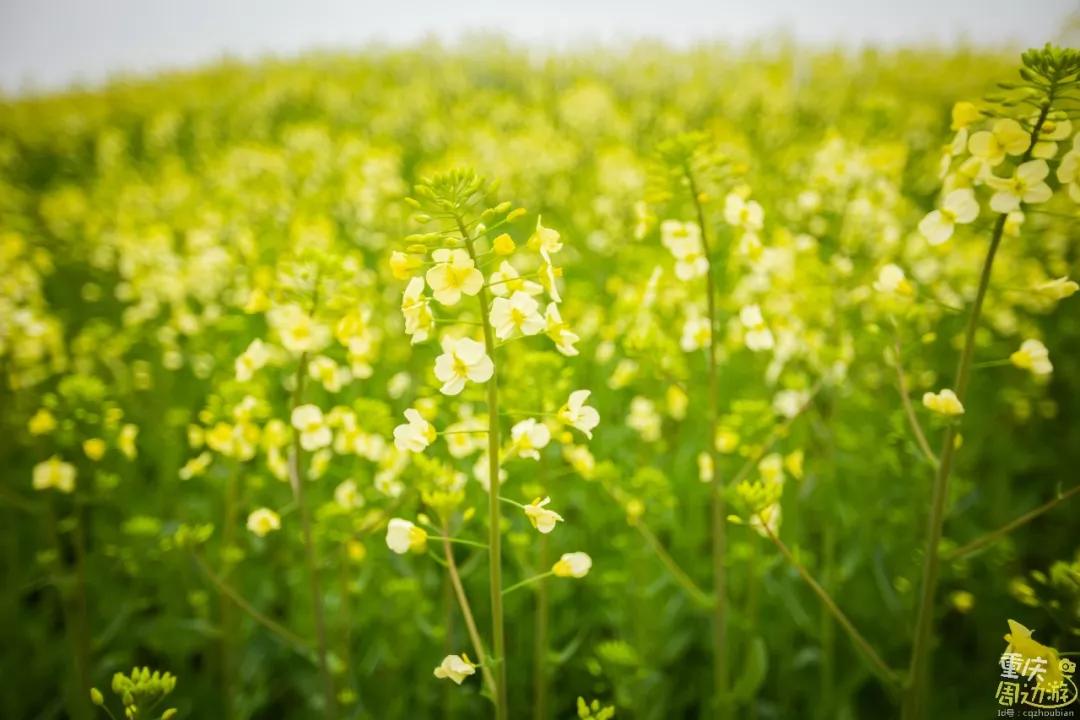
523;497;564;534
490;290;544;340
401;276;434;344
987;160;1052;213
492;233;516;255
83;438;107;461
949;590;975;613
739;304;774;352
270;303;331;355
950;101;980;131
1035;276;1079;300
1010;339;1052;375
660;220;707;281
1003;619;1064;693
386;518;427;554
393;408;436;453
246;508;281;537
425;248;483;306
922;388;964;416
235;339;270;382
119;424;138;459
968;118;1030;166
873;264;913;295
33;456;76;493
528;215;562;256
291;404;332;451
28;408;57;435
698;452;714;482
552;551;592;578
918;188;979;246
389;250;422;280
433;336;494;396
557;390;600;439
510;418;551;460
334;479;365;509
715;427;739;453
680;315;711;352
433;654;476;685
488;261;542;298
1032;110;1072;158
723;193;764;231
179;451;212;480
1055;134;1080;202
544;303;580;356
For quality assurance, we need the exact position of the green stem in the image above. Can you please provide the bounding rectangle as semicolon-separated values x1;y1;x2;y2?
502;572;554;596
685;163;729;716
442;530;497;696
943;484;1080;561
460;216;509;720
533;533;550;720
903;99;1053;719
289;351;338;720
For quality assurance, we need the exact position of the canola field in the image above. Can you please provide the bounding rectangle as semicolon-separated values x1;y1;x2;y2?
1;41;1079;720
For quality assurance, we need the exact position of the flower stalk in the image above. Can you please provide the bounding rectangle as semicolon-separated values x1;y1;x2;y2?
685;164;729;714
288;350;337;720
903;98;1053;719
458;216;509;720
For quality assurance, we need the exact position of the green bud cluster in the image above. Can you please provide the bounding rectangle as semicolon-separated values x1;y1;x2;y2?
90;666;178;720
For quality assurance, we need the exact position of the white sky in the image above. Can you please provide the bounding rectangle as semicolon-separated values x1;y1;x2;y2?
1;0;1077;95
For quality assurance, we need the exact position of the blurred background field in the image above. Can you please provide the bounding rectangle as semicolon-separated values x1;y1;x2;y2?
2;6;1080;720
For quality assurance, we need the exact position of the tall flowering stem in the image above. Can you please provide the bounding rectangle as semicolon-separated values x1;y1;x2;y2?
904;67;1061;718
457;216;509;720
288;350;337;720
685;164;729;713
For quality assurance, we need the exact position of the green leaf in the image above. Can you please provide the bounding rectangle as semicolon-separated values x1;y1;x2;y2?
731;637;769;702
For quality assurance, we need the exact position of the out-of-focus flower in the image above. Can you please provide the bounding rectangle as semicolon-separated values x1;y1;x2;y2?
33;456;76;493
393;409;436;453
510;418;551;460
386;518;427;554
558;390;600;438
291;404;332;451
544;303;580;356
1010;339;1052;375
235;339;270;382
923;388;964;416
1035;276;1079;300
740;304;774;351
28;408;56;435
246;508;281;537
552;551;592;578
873;264;913;295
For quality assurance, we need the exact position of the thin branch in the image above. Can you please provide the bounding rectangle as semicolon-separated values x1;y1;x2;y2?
892;338;939;468
442;533;497;695
190;551;313;656
943;485;1080;561
757;516;901;688
634;521;713;607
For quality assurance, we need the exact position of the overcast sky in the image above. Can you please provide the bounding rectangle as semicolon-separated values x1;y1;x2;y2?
1;0;1077;95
